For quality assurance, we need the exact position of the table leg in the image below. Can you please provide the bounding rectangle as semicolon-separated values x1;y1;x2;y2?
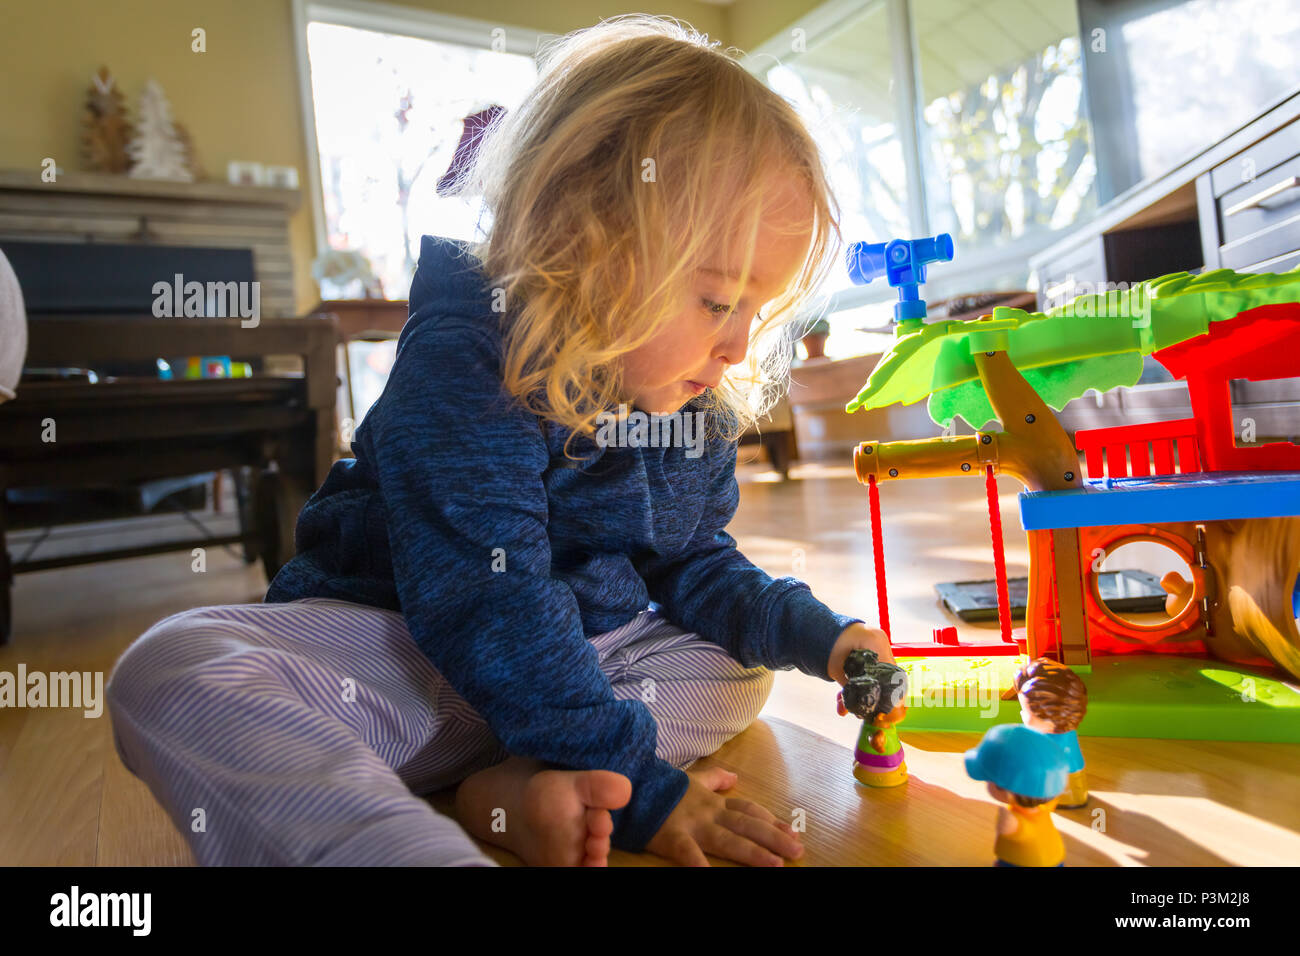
255;468;310;584
0;490;11;645
763;431;795;480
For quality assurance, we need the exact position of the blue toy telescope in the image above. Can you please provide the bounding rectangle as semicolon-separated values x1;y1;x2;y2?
846;233;954;329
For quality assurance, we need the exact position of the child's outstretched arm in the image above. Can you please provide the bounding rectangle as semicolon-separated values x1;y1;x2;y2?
636;436;883;680
354;313;687;853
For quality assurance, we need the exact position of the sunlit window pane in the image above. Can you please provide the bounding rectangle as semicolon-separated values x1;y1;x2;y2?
762;1;911;361
1081;0;1300;201
916;0;1097;249
306;21;537;299
765;0;911;290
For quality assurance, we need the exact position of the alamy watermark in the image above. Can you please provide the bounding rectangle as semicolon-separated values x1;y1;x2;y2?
152;273;260;327
50;886;150;935
1044;276;1152;328
1;664;103;718
904;662;1002;719
594;403;706;458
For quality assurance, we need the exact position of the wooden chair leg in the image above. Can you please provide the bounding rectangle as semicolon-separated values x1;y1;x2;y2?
233;466;259;565
255;468;310;584
763;431;795;480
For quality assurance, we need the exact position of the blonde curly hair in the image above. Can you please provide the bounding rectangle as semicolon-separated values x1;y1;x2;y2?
450;14;843;447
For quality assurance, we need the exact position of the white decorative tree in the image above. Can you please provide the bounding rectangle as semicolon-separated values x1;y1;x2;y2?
127;79;193;182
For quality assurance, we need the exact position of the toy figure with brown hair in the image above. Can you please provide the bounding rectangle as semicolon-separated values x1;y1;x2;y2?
836;648;909;787
1013;657;1089;808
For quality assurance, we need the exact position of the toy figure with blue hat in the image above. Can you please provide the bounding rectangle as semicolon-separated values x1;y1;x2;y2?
965;723;1069;867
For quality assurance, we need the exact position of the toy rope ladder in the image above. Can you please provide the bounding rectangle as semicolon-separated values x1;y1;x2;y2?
867;474;890;638
984;465;1014;644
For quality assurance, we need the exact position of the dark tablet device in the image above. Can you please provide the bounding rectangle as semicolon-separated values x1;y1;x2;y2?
935;569;1169;622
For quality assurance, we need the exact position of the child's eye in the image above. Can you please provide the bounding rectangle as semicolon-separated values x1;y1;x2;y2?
702;298;764;323
702;298;734;318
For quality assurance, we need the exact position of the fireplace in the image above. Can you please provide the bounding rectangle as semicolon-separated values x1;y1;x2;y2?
2;239;259;379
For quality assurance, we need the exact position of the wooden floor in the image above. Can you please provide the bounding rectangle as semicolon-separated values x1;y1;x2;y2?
4;456;1300;866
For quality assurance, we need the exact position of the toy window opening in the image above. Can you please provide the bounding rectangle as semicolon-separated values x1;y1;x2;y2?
1090;538;1200;633
1227;375;1300;449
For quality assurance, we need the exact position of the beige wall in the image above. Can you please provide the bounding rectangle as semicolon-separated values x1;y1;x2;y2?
0;0;815;314
727;0;824;52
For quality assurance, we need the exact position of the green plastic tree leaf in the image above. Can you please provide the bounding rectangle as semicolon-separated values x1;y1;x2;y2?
846;268;1300;424
927;353;1145;429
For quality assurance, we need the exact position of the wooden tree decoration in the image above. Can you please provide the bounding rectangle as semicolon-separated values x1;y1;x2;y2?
127;78;193;182
173;121;205;181
80;66;134;173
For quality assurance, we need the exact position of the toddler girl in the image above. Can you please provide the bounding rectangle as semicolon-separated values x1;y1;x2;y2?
106;14;892;867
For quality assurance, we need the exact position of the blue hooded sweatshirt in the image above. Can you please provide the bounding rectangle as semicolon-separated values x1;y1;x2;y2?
265;234;863;851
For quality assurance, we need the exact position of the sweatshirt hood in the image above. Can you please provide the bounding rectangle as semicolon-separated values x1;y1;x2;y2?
401;234;498;350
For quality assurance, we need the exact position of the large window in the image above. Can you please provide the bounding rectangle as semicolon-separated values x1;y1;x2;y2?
916;0;1096;249
766;3;911;265
299;6;539;300
747;0;1100;359
761;1;912;358
1080;0;1300;202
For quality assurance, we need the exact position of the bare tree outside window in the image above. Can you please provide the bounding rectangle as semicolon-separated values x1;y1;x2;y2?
917;0;1097;247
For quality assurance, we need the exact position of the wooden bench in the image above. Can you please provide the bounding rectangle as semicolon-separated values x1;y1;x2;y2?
0;315;338;643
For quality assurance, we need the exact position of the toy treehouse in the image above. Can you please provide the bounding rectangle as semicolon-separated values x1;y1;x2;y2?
842;234;1300;743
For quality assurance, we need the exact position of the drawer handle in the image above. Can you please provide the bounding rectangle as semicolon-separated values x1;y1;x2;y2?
1224;176;1300;217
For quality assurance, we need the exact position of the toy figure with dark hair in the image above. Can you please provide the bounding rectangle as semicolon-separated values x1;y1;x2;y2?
836;648;909;787
1013;657;1088;808
965;723;1069;867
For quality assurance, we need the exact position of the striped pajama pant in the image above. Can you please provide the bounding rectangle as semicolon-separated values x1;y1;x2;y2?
105;597;775;866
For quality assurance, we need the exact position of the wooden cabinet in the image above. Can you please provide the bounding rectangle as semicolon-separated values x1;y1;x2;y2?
1032;91;1300;311
1033;217;1203;312
310;298;410;340
1038;234;1107;308
1029;92;1300;436
1198;117;1300;273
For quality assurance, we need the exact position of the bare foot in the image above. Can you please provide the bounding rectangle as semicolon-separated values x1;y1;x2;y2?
454;755;632;866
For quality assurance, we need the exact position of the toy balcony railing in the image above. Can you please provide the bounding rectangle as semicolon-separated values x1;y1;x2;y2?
1074;418;1204;480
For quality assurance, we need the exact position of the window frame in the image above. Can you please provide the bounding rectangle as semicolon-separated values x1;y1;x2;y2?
291;0;550;264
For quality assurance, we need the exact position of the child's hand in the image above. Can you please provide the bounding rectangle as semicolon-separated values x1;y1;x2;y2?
646;767;804;867
827;622;894;684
